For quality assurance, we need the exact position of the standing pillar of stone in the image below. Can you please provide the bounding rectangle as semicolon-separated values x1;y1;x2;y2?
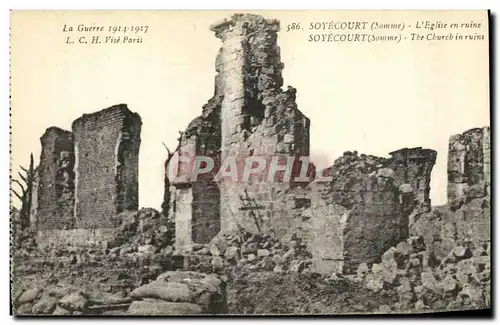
170;132;196;250
72;104;141;229
211;18;248;234
37;127;75;230
210;14;310;236
446;126;490;244
482;126;491;196
29;170;39;229
447;127;490;207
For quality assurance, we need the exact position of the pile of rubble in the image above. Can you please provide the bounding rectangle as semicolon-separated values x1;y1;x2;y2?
411;197;490;262
224;234;490;315
12;208;177;315
11;227;38;259
356;236;490;313
128;271;227;315
178;231;313;275
107;208;175;255
12;246;171;316
13;208;175;263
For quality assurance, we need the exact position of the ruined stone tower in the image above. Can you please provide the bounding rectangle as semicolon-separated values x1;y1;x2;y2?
166;14;311;251
37;127;75;230
72;104;142;229
211;14;310;236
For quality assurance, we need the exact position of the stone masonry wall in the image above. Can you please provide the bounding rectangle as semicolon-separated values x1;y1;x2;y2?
305;149;437;274
169;119;222;250
37;127;75;230
168;14;309;251
35;227;115;249
168;82;223;250
389;148;437;210
447;127;490;209
211;14;310;236
72;104;142;229
409;126;490;265
447;126;491;244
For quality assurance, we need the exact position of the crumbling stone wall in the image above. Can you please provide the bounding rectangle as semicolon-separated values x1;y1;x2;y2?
167;15;312;251
72;104;141;229
37;127;75;230
211;14;310;236
35;228;115;249
409;126;490;269
305;149;436;274
389;148;437;210
446;127;491;245
447;127;490;210
166;95;222;250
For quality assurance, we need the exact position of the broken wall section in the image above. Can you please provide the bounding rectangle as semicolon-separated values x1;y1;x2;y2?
447;127;490;210
389;148;437;210
37;127;75;230
72;104;142;229
306;148;437;274
168;96;222;251
447;126;490;244
408;126;490;267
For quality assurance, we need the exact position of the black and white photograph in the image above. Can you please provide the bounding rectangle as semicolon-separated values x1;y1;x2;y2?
9;10;491;316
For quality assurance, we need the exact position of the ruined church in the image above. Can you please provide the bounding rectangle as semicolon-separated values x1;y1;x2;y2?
162;14;437;273
27;14;490;275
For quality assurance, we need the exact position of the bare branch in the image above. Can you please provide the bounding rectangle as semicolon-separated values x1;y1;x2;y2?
12;179;26;194
19;166;28;174
11;188;22;201
18;172;27;184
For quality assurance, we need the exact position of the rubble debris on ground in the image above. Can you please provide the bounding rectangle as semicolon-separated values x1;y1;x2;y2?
356;235;490;313
175;230;313;276
11;208;176;316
